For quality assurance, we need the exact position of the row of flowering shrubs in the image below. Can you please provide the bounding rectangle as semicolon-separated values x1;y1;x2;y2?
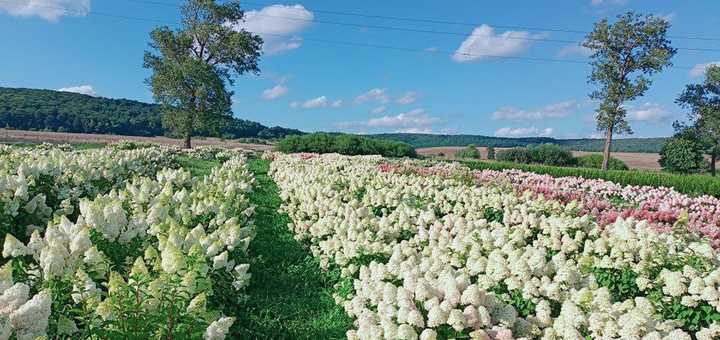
270;153;720;340
0;146;256;339
0;144;178;240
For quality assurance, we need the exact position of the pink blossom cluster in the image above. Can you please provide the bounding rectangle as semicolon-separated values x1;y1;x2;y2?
379;162;720;248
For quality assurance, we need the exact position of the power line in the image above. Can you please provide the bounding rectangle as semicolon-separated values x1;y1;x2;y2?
0;0;713;70
127;0;720;42
117;0;720;52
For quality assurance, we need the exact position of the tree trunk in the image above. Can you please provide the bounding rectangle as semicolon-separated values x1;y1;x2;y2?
184;133;192;149
601;125;614;171
711;144;717;176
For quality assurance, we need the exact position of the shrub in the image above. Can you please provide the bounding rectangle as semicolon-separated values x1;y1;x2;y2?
496;147;533;164
454;144;481;159
487;146;495;160
659;136;707;174
530;143;576;166
576;154;629;170
496;143;575;167
275;133;417;158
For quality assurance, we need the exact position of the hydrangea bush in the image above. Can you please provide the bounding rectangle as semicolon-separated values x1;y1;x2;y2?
1;147;255;339
0;146;178;240
270;153;720;340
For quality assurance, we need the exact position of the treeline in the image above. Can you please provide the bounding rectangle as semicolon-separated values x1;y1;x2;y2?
276;133;417;158
0;87;303;139
371;133;668;153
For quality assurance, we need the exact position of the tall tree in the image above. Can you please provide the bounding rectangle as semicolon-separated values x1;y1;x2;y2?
143;0;262;148
583;12;676;170
676;65;720;175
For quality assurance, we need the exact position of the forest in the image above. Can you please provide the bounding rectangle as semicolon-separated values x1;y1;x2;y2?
0;87;304;139
371;133;669;153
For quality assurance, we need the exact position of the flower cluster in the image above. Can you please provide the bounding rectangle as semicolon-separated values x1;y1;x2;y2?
0;146;178;240
271;153;720;340
1;150;255;339
182;145;255;161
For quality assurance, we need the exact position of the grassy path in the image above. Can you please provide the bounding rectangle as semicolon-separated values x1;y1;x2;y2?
233;158;352;339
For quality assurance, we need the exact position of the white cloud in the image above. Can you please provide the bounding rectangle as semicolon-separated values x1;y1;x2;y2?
440;126;459;134
494;126;554;137
290;95;328;109
261;85;289;100
372;106;387;114
491;100;581;122
331;100;344;108
590;0;627;6
233;4;313;55
0;0;89;22
624;103;673;123
58;85;97;96
689;61;720;77
452;25;547;63
556;44;593;58
661;13;676;22
353;88;389;105
337;108;444;130
395;91;421;105
395;127;433;134
424;46;438;52
258;71;289;84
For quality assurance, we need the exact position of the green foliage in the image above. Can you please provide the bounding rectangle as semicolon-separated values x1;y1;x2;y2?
575;154;628;170
461;159;720;197
370;134;668;153
486;146;495;160
497;143;576;167
482;207;504;224
583;12;676;136
0;87;303;139
143;0;262;147
587;267;639;302
276;133;417;158
454;144;481;159
659;135;707;174
676;65;720;175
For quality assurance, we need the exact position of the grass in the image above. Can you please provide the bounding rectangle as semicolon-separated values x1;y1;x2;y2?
176;155;222;176
229;158;352;339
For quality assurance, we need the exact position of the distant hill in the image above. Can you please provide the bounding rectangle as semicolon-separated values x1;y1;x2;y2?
370;133;669;153
0;87;303;139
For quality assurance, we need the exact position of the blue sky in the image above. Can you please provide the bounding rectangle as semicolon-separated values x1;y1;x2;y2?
1;0;719;138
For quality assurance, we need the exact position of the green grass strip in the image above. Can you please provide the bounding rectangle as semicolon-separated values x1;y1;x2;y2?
232;158;352;339
176;155;223;176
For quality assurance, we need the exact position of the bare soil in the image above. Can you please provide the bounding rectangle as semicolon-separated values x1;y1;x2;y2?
0;129;273;151
416;146;664;172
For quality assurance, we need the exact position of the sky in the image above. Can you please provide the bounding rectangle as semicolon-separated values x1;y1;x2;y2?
1;0;719;139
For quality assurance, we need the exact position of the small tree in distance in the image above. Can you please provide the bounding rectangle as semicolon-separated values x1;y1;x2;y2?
486;146;495;160
144;0;262;148
455;144;481;159
583;12;676;170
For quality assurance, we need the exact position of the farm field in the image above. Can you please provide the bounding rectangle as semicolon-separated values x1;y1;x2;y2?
0;128;273;152
2;144;720;339
417;146;665;171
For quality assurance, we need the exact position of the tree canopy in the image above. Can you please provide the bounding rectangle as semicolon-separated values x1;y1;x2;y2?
583;12;676;169
144;0;262;148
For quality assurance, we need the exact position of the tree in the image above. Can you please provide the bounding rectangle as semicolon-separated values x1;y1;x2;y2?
583;12;676;170
659;134;707;174
455;144;481;159
676;65;720;175
143;0;262;148
486;146;495;160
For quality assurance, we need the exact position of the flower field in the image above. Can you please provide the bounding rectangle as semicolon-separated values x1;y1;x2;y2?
2;145;720;339
270;153;720;340
0;144;256;339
